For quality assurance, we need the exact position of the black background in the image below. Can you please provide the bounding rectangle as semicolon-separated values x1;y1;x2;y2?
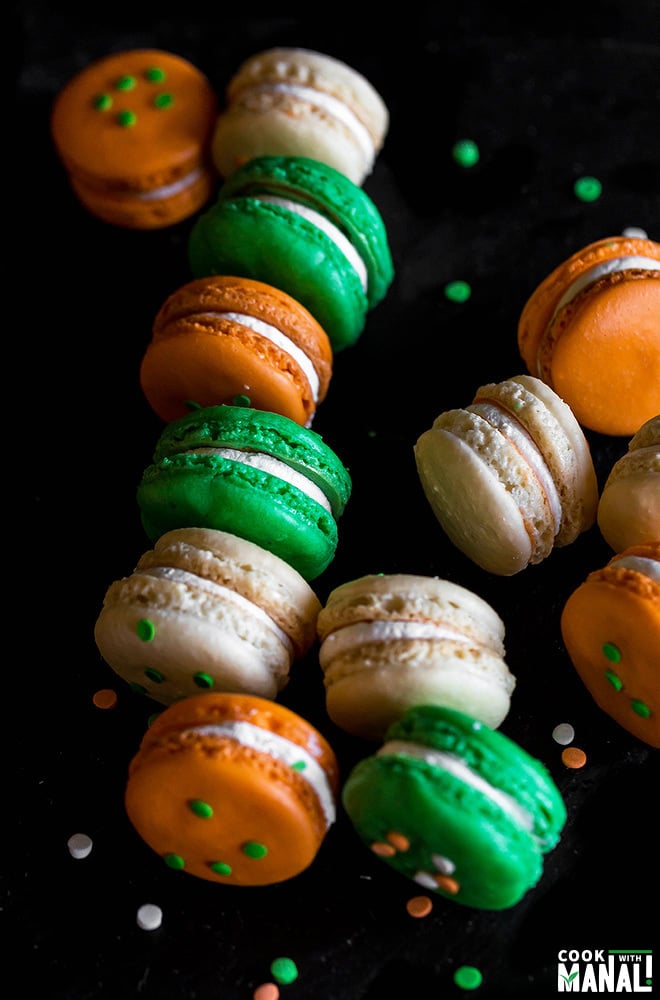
13;3;659;998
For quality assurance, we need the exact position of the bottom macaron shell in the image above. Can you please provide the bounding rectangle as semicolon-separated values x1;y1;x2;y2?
69;168;215;230
125;738;327;885
561;575;660;747
342;754;542;910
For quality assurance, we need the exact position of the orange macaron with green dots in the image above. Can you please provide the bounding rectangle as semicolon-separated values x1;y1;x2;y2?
124;692;339;886
560;541;660;747
50;48;217;228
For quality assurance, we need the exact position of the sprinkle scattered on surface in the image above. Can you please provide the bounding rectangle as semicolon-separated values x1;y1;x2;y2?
406;895;433;918
253;984;280;1000
444;280;472;303
93;688;118;710
573;175;602;202
452;139;480;167
622;226;648;238
562;746;587;769
67;833;93;859
454;965;483;990
270;957;298;986
552;722;575;745
136;903;163;931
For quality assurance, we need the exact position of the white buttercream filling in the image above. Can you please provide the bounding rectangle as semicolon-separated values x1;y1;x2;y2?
319;620;471;667
137;166;204;202
378;740;535;836
611;555;660;583
242;80;375;164
551;255;660;318
190;447;332;513
471;400;563;536
256;194;368;293
139;565;293;654
193;310;319;401
185;720;336;828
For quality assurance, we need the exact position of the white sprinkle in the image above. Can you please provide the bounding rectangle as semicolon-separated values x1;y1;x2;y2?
552;722;575;745
137;903;163;931
67;832;93;859
414;870;439;890
622;226;648;239
431;853;456;874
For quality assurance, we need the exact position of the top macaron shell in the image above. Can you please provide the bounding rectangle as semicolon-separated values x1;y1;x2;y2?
140;275;333;425
211;47;389;185
597;414;660;552
50;49;218;228
137;404;352;580
188;155;394;352
517;236;660;436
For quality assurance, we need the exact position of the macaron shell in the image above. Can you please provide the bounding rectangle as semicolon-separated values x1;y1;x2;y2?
560;543;660;746
597;415;660;551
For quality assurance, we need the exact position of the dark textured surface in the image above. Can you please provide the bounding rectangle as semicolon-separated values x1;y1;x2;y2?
15;3;658;998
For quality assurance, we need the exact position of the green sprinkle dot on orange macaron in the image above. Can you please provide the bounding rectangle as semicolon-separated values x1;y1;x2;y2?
209;861;232;876
631;699;651;718
232;394;252;407
164;853;185;870
115;74;136;91
270;957;298;986
137;619;155;642
454;965;483;990
117;109;137;127
145;66;166;82
93;93;112;111
603;642;621;664
188;799;213;819
242;841;268;859
605;669;623;691
193;672;214;690
154;92;174;109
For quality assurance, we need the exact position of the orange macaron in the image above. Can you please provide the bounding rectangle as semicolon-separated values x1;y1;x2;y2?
140;275;333;425
560;541;660;747
125;693;340;885
518;236;660;436
50;49;217;229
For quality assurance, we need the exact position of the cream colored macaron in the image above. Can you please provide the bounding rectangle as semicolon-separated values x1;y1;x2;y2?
414;375;599;575
317;573;516;741
94;527;321;705
597;415;660;552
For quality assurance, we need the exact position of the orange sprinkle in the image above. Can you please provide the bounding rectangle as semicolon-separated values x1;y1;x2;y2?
253;985;279;1000
434;874;460;894
386;831;410;852
406;895;433;918
93;688;118;710
371;841;396;857
562;746;587;769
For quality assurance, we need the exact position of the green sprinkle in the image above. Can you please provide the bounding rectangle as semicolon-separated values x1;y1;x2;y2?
209;861;232;876
604;669;623;691
145;66;166;82
93;93;112;111
144;667;165;684
452;138;480;168
444;280;472;303
154;92;174;109
242;841;268;859
137;618;156;642
454;966;483;990
631;699;651;718
193;671;214;690
185;400;202;411
188;799;213;819
232;394;252;407
574;175;602;202
163;853;185;870
270;957;298;985
128;681;147;695
115;74;136;91
116;109;137;127
291;760;307;771
603;642;622;664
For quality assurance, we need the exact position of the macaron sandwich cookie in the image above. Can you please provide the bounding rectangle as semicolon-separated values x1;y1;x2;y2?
125;693;339;885
342;705;567;911
94;528;321;705
518;235;660;436
140;276;333;426
188;155;394;352
561;541;660;747
414;375;598;575
50;49;217;229
211;47;389;186
317;574;516;740
597;414;659;553
137;404;352;580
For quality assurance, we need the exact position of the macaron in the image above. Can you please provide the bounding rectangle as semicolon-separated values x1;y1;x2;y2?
188;154;394;352
94;527;321;705
125;692;340;886
560;541;660;747
414;374;599;575
597;414;660;552
50;49;217;229
342;705;567;911
517;235;660;436
211;47;389;185
317;573;516;740
140;275;333;426
137;403;352;580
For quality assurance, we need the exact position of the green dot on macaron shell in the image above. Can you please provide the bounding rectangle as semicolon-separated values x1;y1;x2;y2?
188;799;214;819
631;699;651;718
93;93;112;111
604;668;623;691
602;642;621;664
144;667;165;683
137;619;156;642
209;860;232;876
145;66;166;82
291;760;307;771
115;74;136;91
193;672;214;690
164;853;185;870
154;92;174;109
242;841;268;859
116;109;137;127
232;394;252;407
129;681;148;695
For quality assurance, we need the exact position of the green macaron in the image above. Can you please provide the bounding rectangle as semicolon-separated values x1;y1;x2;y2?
137;404;352;581
342;705;566;910
188;155;394;352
